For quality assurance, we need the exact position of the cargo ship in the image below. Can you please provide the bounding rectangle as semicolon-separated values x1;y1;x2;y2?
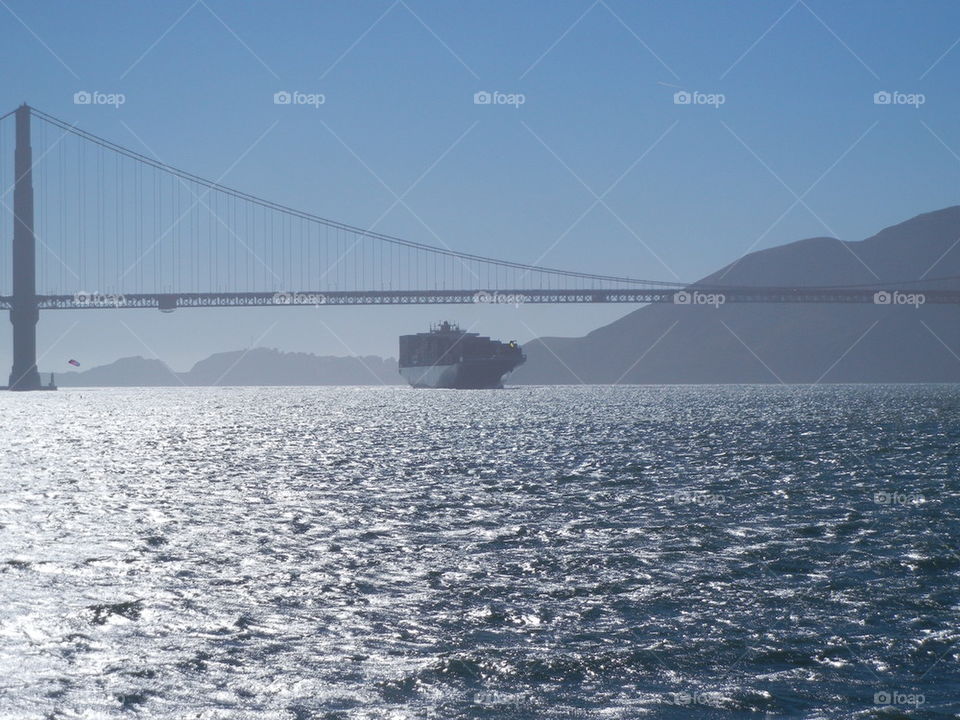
399;322;525;389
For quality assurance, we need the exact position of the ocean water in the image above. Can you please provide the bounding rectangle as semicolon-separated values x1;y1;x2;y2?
0;385;958;719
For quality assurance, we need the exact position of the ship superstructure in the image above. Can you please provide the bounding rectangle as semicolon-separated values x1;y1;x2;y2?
398;322;525;389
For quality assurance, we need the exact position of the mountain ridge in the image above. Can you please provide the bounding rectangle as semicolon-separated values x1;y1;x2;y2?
51;348;402;387
511;206;960;384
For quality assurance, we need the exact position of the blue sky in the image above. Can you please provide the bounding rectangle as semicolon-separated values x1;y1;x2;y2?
1;0;960;370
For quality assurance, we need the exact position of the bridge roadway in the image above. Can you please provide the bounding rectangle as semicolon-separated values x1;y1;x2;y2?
0;286;955;310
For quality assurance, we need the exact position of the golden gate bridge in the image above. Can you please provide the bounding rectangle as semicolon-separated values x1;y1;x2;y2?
1;104;956;389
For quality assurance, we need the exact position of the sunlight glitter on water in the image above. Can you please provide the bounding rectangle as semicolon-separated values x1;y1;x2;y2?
0;385;958;718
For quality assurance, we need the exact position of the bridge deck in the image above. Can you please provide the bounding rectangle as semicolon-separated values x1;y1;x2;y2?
0;287;953;310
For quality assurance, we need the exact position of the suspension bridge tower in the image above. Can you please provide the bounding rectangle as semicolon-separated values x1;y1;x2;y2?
8;104;42;390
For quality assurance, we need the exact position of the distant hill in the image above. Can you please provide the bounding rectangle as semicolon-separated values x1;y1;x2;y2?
511;207;960;384
51;348;401;387
52;356;181;387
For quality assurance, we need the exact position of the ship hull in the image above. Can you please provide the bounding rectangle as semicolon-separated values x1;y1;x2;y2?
400;358;521;389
